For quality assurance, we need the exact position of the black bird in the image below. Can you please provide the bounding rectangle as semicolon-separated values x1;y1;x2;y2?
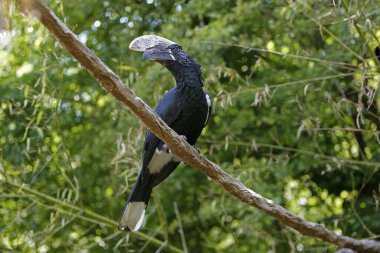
119;35;211;231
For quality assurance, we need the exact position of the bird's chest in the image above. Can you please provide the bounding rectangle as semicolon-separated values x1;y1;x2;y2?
181;90;207;114
174;88;208;143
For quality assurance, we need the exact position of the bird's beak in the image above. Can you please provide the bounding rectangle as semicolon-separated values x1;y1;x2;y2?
142;45;176;61
129;35;177;61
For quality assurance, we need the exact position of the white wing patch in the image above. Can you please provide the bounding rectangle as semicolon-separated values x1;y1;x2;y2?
204;93;212;126
206;93;211;107
148;148;181;174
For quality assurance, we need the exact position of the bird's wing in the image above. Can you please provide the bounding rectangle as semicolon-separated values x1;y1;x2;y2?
142;87;182;170
119;88;181;231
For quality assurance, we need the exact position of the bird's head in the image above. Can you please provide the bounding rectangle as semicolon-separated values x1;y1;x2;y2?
129;35;203;85
129;35;200;68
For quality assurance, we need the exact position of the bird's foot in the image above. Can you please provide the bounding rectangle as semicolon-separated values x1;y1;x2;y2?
162;143;200;154
162;144;169;153
162;135;187;153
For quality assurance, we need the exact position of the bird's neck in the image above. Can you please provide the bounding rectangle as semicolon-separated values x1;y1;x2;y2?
168;66;204;90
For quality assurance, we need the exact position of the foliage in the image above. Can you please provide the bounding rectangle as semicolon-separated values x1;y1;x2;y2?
1;0;380;252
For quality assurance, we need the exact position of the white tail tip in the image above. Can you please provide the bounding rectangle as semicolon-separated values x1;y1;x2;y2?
119;202;146;231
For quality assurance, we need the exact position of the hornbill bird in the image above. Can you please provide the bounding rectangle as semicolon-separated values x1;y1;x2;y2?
119;35;212;231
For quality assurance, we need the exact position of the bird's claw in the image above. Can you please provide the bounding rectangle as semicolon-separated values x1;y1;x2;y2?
162;143;170;153
162;135;187;153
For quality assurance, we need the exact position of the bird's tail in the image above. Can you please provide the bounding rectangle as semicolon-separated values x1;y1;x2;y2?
119;173;153;231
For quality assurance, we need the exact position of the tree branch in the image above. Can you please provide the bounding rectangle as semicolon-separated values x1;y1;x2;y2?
18;0;380;252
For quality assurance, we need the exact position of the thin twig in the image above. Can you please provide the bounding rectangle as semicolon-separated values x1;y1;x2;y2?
174;202;188;253
201;139;380;168
350;168;378;237
155;239;168;253
225;72;357;99
37;207;84;244
198;41;358;70
313;127;380;134
83;231;123;251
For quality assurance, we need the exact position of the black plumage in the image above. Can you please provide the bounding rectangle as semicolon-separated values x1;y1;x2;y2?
119;37;211;231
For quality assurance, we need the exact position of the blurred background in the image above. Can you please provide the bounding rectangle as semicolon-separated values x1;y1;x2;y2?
1;0;379;252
